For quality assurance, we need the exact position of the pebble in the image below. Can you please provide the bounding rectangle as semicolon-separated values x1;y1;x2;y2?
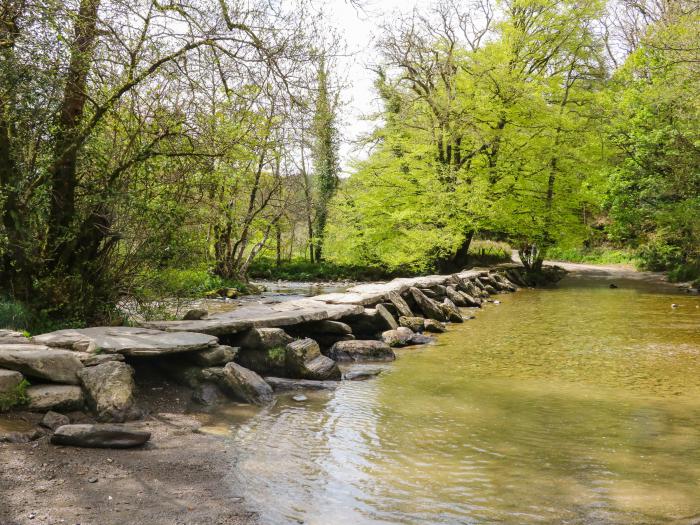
292;394;308;402
87;477;98;483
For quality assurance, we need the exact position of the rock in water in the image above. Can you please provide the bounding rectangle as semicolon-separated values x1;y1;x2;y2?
51;424;151;448
399;316;425;332
375;304;398;330
423;319;446;333
409;287;448;322
26;385;84;412
292;394;308;402
264;377;340;391
0;345;84;384
285;338;341;380
202;362;273;405
329;340;395;362
410;333;436;345
344;368;383;381
445;286;467;307
609;283;618;289
41;411;70;431
381;327;415;347
78;362;138;422
441;298;464;323
186;344;238;367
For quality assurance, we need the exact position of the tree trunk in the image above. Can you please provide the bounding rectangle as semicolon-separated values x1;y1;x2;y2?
46;0;101;268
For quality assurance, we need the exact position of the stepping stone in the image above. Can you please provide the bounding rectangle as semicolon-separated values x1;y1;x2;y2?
51;424;151;448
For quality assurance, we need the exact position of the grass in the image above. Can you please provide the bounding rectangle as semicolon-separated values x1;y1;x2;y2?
0;378;29;411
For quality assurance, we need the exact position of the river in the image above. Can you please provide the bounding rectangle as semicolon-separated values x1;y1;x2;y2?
199;270;700;524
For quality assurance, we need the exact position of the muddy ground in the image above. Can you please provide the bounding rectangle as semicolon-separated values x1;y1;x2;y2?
0;373;258;525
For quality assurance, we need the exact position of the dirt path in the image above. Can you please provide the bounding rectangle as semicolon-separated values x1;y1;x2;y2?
0;393;257;525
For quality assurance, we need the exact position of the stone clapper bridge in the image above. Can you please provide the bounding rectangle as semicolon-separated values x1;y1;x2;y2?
0;265;541;447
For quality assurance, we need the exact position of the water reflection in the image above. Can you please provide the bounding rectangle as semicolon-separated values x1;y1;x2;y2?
201;276;700;524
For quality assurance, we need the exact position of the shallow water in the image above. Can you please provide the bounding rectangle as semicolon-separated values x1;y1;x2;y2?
202;275;700;525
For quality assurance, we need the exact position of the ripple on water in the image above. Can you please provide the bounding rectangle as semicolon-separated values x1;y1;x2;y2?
203;277;700;524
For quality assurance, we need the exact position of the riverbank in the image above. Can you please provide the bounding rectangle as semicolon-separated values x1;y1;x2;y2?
0;264;558;524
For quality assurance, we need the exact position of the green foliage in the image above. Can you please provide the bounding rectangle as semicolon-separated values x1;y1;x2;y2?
0;378;30;411
249;257;405;281
546;247;638;266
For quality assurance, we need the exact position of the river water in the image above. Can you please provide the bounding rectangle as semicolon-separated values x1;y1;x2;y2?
201;273;700;525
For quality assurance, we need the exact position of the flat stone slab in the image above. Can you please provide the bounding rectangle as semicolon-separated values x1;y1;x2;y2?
26;385;84;411
51;424;151;448
0;345;84;384
33;327;218;357
141;300;364;336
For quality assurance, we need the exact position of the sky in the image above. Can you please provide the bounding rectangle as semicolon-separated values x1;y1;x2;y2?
317;0;425;171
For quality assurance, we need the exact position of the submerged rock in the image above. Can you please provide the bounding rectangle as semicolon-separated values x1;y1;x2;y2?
328;340;395;362
264;377;340;391
51;424;151;448
292;394;308;402
344;368;383;381
26;385;84;412
409;333;437;345
78;362;138;422
203;362;273;405
286;338;341;380
0;345;84;384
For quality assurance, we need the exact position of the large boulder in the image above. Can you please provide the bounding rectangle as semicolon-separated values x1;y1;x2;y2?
182;309;208;320
381;327;415;347
26;385;84;412
375;304;398;330
298;320;352;335
0;344;83;384
388;291;414;318
442;298;464;323
409;287;448;322
186;344;238;367
399;316;424;332
202;362;273;405
328;340;395;362
232;327;293;350
33;327;218;356
78;361;138;422
285;338;340;380
51;424;151;448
